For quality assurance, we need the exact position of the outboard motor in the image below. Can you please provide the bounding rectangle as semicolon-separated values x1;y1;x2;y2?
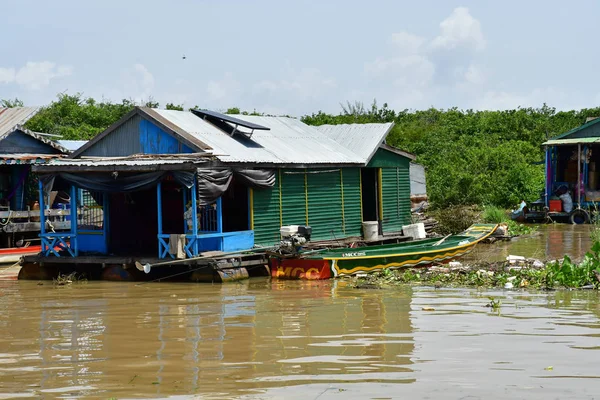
278;225;312;254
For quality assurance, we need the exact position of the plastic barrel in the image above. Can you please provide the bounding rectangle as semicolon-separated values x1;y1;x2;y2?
362;221;379;241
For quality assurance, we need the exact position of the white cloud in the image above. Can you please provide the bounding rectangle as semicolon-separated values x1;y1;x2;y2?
431;7;486;51
366;55;435;88
0;61;72;90
475;87;580;110
120;63;156;103
363;7;487;109
464;64;486;85
254;67;336;101
0;68;15;84
390;31;426;55
207;72;242;104
134;63;154;92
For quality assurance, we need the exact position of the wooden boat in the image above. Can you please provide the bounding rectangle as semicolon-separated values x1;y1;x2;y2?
270;224;498;280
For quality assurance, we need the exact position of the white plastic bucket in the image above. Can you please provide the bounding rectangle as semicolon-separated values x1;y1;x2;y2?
362;221;379;241
402;223;426;239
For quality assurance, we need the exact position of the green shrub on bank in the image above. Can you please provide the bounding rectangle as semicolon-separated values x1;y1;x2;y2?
428;205;482;235
482;206;507;224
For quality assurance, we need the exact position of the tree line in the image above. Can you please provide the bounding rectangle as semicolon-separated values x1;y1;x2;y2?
3;94;599;209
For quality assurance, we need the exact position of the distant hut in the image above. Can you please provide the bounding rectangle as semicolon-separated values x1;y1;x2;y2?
0;107;70;249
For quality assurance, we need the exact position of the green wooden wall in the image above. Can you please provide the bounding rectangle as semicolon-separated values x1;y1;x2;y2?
368;148;412;233
251;150;410;246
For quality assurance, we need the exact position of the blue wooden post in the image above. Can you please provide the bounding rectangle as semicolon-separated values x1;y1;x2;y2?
183;187;188;233
216;197;223;233
191;176;198;256
70;185;78;256
39;179;46;253
157;181;163;258
103;193;109;249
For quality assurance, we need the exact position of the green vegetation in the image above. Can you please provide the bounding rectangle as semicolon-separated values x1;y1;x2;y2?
546;242;600;288
505;220;536;236
429;204;536;236
353;243;600;290
481;205;507;224
304;101;600;208
428;205;482;235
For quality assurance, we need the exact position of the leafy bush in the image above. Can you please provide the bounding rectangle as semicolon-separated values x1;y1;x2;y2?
505;220;536;236
428;205;481;235
545;242;600;288
482;206;507;224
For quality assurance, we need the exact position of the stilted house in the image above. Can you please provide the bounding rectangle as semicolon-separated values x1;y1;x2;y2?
543;117;600;223
32;107;415;259
0;107;70;247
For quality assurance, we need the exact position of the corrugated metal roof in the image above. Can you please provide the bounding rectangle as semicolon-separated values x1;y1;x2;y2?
543;137;600;146
0;107;40;137
0;154;61;164
43;158;202;167
315;123;394;163
151;109;366;165
58;140;88;152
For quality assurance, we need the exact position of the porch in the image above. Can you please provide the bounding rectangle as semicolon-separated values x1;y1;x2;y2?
35;159;262;259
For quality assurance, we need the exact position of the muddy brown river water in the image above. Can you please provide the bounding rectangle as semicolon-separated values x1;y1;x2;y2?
1;224;600;399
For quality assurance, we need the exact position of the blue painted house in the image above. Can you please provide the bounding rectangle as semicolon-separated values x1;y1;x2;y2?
34;107;415;259
542;117;600;223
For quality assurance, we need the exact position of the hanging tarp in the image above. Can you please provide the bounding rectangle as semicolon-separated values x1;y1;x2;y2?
40;171;195;196
196;168;275;205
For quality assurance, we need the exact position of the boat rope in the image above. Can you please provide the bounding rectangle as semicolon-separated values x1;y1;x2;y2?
0;211;12;226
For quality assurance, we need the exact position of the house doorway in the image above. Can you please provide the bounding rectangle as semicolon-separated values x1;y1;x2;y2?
108;189;158;256
221;177;250;232
361;168;380;222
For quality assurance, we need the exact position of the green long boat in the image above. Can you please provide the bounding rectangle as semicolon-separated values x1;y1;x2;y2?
270;224;498;280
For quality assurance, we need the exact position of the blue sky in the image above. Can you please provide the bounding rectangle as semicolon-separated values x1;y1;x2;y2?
1;0;599;116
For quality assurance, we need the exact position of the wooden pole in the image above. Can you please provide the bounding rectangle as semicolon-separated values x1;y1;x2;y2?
157;181;163;258
70;185;78;256
191;175;198;256
578;143;581;208
38;179;46;254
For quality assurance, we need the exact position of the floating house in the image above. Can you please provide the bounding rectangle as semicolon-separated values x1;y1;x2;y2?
0;107;72;248
543;117;600;223
31;107;415;262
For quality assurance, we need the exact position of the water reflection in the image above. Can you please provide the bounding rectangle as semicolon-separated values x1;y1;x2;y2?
0;280;416;399
1;278;600;399
466;224;594;263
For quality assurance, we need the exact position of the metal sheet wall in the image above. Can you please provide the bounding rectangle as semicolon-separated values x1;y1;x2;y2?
81;114;142;157
281;170;307;227
252;171;282;246
307;170;343;240
341;168;363;237
252;167;376;245
381;166;411;233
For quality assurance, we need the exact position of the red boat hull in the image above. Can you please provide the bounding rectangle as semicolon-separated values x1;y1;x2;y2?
270;258;332;280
